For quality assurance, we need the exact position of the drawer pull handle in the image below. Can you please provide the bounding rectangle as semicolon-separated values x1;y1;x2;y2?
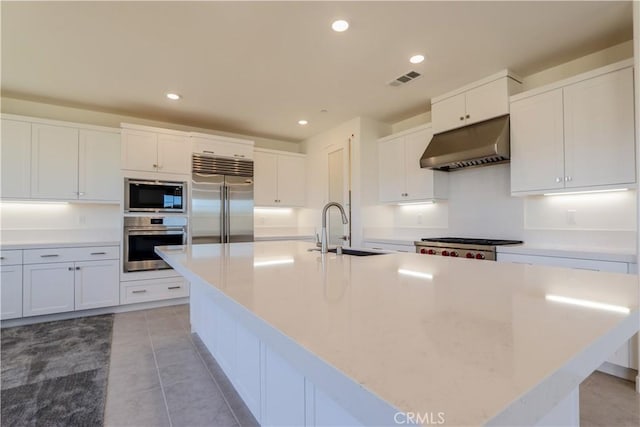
168;286;181;290
234;154;245;158
0;257;4;260
90;252;107;255
68;267;74;271
132;290;147;294
203;150;215;154
40;254;59;258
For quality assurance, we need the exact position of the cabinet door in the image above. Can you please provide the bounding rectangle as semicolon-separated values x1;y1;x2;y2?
378;137;405;202
157;133;191;174
254;151;278;206
23;262;75;316
31;124;79;199
234;323;262;421
276;155;306;206
262;347;306;426
1;119;31;198
1;265;23;320
563;68;636;188
404;128;435;200
74;259;119;310
215;306;236;378
121;129;157;172
432;93;466;133
510;89;565;193
465;78;509;125
79;130;121;201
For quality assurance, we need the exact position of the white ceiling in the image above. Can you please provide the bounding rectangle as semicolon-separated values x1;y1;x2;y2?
1;1;633;142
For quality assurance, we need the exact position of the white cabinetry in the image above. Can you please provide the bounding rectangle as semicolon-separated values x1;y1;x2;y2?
378;125;447;203
22;246;119;317
191;133;254;160
432;72;521;134
1;250;23;320
121;125;191;174
262;346;306;426
1;119;31;198
1;116;121;202
120;276;189;305
497;251;637;372
31;124;79;199
510;61;635;195
254;149;306;207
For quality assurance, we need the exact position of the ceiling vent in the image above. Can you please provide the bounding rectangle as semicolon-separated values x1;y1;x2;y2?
388;70;422;87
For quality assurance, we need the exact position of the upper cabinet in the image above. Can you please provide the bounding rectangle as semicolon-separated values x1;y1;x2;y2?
191;133;254;160
510;60;635;195
1;119;31;198
1;116;121;202
254;149;306;207
378;125;448;203
121;125;191;175
432;71;522;134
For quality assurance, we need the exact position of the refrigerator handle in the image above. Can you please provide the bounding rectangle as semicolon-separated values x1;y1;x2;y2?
225;186;231;243
220;185;226;243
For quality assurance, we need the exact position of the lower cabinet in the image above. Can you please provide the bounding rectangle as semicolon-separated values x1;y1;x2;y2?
75;260;119;310
497;251;638;372
120;277;189;305
23;262;76;316
191;281;366;426
19;245;120;318
1;264;23;320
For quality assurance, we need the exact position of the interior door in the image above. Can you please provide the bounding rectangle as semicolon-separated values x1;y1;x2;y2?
191;173;224;244
327;143;350;247
225;176;254;243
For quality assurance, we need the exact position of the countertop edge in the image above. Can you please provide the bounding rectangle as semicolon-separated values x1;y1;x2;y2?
496;245;637;264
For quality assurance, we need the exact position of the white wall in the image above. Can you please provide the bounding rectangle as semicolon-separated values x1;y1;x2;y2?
1;97;301;153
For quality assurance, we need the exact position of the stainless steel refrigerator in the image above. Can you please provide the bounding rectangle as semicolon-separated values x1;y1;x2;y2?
191;154;254;244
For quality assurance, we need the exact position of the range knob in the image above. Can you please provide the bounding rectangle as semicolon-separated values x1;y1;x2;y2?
420;248;427;254
442;250;450;256
428;249;436;255
450;251;459;257
466;253;474;258
475;253;485;260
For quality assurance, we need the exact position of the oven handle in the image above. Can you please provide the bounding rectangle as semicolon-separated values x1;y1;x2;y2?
125;229;185;235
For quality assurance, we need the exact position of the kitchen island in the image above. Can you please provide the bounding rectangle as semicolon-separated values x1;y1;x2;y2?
156;241;639;426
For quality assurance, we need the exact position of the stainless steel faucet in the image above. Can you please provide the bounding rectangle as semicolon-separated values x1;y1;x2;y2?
320;202;349;253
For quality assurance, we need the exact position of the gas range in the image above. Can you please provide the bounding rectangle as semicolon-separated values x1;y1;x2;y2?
414;237;523;261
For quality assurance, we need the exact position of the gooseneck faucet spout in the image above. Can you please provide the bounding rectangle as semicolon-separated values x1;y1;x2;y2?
320;202;349;253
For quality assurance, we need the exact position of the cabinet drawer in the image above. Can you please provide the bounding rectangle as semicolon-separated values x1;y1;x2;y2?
192;137;254;160
497;253;628;273
0;250;23;266
121;278;189;305
23;246;119;264
362;242;413;253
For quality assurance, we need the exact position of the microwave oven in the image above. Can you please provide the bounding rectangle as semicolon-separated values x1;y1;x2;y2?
124;178;186;213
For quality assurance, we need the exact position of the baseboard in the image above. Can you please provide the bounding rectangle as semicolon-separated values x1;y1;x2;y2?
0;297;189;328
597;361;638;381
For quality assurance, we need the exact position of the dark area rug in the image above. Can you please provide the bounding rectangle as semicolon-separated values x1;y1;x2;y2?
1;314;114;426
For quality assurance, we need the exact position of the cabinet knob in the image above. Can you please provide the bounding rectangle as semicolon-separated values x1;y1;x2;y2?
76;266;81;270
78;192;85;196
466;114;470;119
153;164;158;168
555;177;562;183
459;116;464;121
565;176;572;182
68;267;74;271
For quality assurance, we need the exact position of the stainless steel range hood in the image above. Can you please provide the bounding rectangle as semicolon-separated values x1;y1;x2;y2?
420;115;510;171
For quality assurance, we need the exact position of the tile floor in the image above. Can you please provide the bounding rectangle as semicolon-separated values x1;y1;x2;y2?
106;305;640;427
104;304;257;427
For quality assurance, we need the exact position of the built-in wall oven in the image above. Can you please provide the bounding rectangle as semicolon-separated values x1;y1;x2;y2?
123;216;187;272
124;178;186;213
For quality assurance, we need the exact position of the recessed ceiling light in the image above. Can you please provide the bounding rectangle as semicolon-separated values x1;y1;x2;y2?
409;55;425;64
331;20;349;32
298;120;308;125
166;92;181;101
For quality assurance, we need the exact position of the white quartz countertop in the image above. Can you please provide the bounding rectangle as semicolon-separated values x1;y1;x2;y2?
496;244;636;264
0;229;120;250
157;241;639;426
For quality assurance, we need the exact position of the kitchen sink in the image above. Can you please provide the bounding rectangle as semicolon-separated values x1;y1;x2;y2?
327;248;387;256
